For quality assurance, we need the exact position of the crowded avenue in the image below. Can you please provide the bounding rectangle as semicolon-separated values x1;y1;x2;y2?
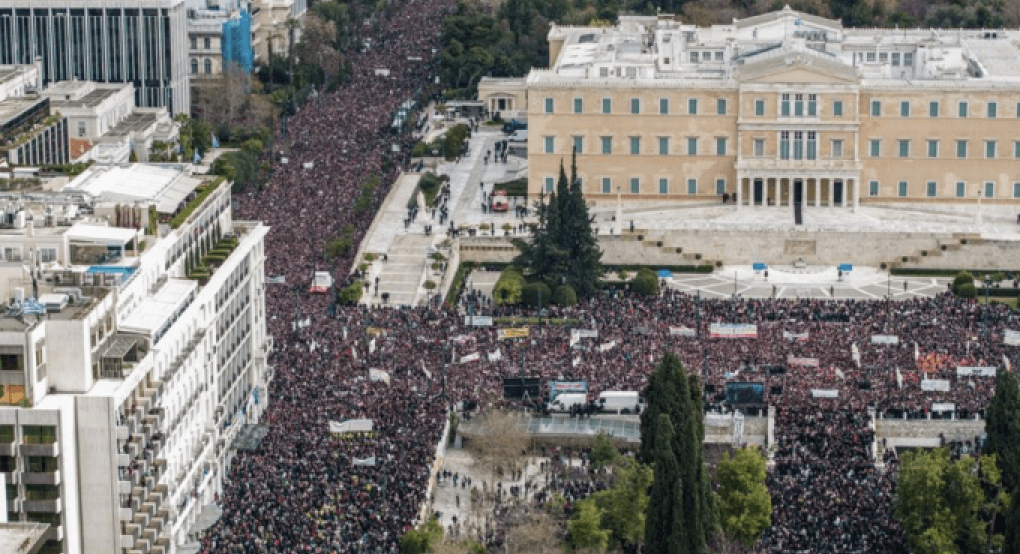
197;0;1020;553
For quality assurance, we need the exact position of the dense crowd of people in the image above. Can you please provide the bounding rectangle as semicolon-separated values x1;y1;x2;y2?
198;0;1020;551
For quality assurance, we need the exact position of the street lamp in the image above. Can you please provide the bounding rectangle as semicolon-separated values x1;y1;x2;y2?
984;276;992;336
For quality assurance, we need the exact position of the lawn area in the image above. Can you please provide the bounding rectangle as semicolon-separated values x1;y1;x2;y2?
978;296;1018;309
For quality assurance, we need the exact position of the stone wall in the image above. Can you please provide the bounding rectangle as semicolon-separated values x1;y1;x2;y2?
876;418;985;449
458;230;1020;270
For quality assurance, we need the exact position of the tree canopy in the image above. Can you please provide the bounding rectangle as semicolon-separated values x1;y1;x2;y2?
894;448;1008;554
716;447;772;547
641;354;712;554
513;153;603;297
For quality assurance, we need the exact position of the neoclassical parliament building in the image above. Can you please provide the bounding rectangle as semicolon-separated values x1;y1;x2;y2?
478;7;1020;210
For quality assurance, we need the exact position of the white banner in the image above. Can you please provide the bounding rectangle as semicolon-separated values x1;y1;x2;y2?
369;338;376;354
932;402;955;412
871;334;899;345
921;379;951;392
329;419;374;434
956;366;996;377
1005;354;1012;372
572;329;598;339
369;368;390;385
710;323;758;338
852;343;861;368
353;456;376;467
598;340;617;353
783;331;809;341
421;360;432;380
670;326;697;337
914;342;919;361
787;356;820;368
487;349;502;362
1006;330;1020;346
464;316;493;327
834;368;846;380
896;368;903;390
572;355;581;367
811;389;839;398
460;352;480;364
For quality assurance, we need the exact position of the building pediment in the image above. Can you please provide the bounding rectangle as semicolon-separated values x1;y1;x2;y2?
738;53;859;85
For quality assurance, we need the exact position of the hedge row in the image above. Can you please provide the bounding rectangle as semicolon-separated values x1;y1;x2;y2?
975;288;1020;298
891;268;1020;277
603;264;714;274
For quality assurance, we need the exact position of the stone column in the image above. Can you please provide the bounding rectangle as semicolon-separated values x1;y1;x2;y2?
736;174;743;210
853;179;859;212
814;179;821;207
829;179;835;207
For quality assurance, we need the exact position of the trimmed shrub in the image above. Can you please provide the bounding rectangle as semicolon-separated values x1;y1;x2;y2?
952;271;975;294
631;268;659;297
493;267;525;306
553;285;578;307
522;282;552;308
957;282;977;298
339;282;363;304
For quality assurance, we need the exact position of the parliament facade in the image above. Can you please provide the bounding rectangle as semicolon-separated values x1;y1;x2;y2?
479;7;1020;209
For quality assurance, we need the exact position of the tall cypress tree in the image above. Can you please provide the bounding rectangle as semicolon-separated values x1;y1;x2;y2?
986;369;1020;492
641;354;710;554
645;414;685;554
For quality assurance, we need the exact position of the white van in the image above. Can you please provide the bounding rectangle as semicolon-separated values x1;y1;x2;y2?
598;391;645;415
508;130;528;142
547;393;587;413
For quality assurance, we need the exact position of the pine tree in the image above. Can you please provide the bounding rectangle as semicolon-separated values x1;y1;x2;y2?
513;154;602;297
1005;483;1020;553
645;414;685;554
987;369;1020;492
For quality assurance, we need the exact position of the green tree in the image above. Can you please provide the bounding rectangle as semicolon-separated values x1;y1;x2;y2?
640;353;710;553
986;369;1020;493
513;154;603;298
895;448;1005;554
493;267;525;306
593;457;653;548
631;267;659;297
570;498;610;551
400;517;443;554
716;448;772;548
590;433;619;469
645;414;685;554
553;284;577;307
521;282;551;308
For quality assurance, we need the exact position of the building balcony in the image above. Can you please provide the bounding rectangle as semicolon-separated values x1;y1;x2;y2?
119;507;133;521
133;511;151;530
0;442;15;457
117;452;131;467
23;498;61;513
135;538;151;553
22;470;59;485
1;470;17;485
126;440;141;459
119;479;132;495
116;425;130;441
7;496;20;513
19;442;58;457
734;157;863;173
120;533;135;550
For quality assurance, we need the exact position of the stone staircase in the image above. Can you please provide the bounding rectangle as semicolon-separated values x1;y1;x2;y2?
884;233;982;269
616;229;714;266
368;234;435;307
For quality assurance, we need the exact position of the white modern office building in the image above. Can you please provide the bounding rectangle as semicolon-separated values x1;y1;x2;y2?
0;0;191;115
0;162;271;554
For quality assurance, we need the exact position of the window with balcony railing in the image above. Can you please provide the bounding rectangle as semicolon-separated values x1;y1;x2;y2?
25;484;59;500
26;456;58;473
0;456;15;472
5;484;17;499
0;425;14;443
22;426;56;444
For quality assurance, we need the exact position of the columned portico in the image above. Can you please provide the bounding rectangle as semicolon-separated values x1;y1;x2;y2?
736;170;860;211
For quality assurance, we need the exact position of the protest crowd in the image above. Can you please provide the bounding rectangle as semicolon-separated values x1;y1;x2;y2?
197;0;1020;549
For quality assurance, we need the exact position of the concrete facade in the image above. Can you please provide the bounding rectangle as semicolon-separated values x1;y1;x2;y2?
0;165;271;554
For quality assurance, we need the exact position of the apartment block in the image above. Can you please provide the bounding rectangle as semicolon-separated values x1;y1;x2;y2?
0;162;271;554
